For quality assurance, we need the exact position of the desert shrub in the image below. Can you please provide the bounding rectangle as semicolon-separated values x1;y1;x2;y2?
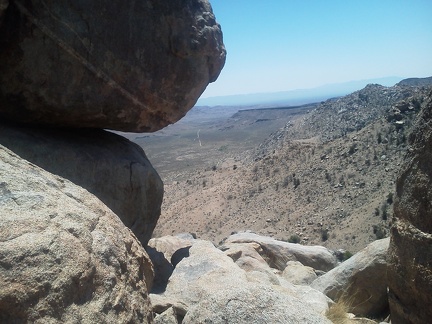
377;132;382;144
325;296;353;324
374;207;380;217
212;165;217;171
373;225;386;239
387;192;394;204
321;229;329;242
343;251;353;261
381;202;389;220
288;235;300;243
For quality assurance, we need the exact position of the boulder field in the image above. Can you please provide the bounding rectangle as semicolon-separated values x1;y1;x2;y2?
148;232;391;323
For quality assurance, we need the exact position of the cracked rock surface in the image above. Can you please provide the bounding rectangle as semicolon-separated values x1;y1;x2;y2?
0;144;154;323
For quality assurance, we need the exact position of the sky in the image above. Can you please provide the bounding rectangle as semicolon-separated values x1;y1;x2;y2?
201;0;432;98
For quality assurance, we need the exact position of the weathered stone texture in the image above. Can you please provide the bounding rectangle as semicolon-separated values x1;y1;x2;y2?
312;238;390;317
0;145;153;323
0;122;163;246
0;0;225;132
388;90;432;323
224;232;338;271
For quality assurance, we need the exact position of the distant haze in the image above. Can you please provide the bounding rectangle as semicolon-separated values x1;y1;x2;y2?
197;77;403;107
204;1;432;100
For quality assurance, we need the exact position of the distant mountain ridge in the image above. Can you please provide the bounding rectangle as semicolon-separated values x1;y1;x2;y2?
197;76;405;107
397;76;432;87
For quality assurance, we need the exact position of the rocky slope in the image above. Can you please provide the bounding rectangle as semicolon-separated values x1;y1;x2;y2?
155;81;432;253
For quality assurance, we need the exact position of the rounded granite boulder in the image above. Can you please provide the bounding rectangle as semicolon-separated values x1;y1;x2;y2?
0;0;225;132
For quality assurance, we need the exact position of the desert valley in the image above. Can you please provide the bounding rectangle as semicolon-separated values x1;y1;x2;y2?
128;77;432;254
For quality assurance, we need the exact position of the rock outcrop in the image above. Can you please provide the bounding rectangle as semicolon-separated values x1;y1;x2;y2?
151;237;332;323
312;238;390;317
0;122;163;246
182;285;331;324
0;0;225;132
0;1;226;322
224;232;338;271
0;145;153;322
147;234;194;292
388;90;432;323
282;261;318;285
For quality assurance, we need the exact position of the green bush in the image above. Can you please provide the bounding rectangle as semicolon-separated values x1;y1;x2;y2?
288;235;300;243
343;251;353;260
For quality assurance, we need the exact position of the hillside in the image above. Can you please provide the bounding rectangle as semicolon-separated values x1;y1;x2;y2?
146;80;432;253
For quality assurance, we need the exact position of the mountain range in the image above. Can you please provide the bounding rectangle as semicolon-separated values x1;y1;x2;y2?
197;76;406;107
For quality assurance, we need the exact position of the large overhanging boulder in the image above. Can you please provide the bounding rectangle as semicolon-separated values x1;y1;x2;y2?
0;0;226;132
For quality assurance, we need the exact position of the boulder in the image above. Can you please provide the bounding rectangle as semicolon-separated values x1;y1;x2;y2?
224;232;338;271
183;285;332;324
222;242;270;271
388;90;432;323
161;239;331;322
150;294;188;318
311;238;390;317
147;235;194;292
154;307;178;324
163;240;248;306
0;145;153;323
0;122;163;246
282;261;318;285
150;294;188;323
0;0;225;132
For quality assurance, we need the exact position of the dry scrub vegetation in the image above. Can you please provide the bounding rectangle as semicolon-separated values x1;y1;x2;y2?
139;83;431;253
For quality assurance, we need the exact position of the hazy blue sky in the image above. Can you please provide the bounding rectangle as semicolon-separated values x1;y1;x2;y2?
202;0;432;98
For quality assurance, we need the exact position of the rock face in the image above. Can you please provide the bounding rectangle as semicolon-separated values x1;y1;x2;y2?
158;239;332;323
0;145;153;322
183;285;331;324
0;122;163;246
282;261;318;286
147;234;194;292
312;238;390;317
225;232;338;271
0;0;225;132
388;90;432;323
